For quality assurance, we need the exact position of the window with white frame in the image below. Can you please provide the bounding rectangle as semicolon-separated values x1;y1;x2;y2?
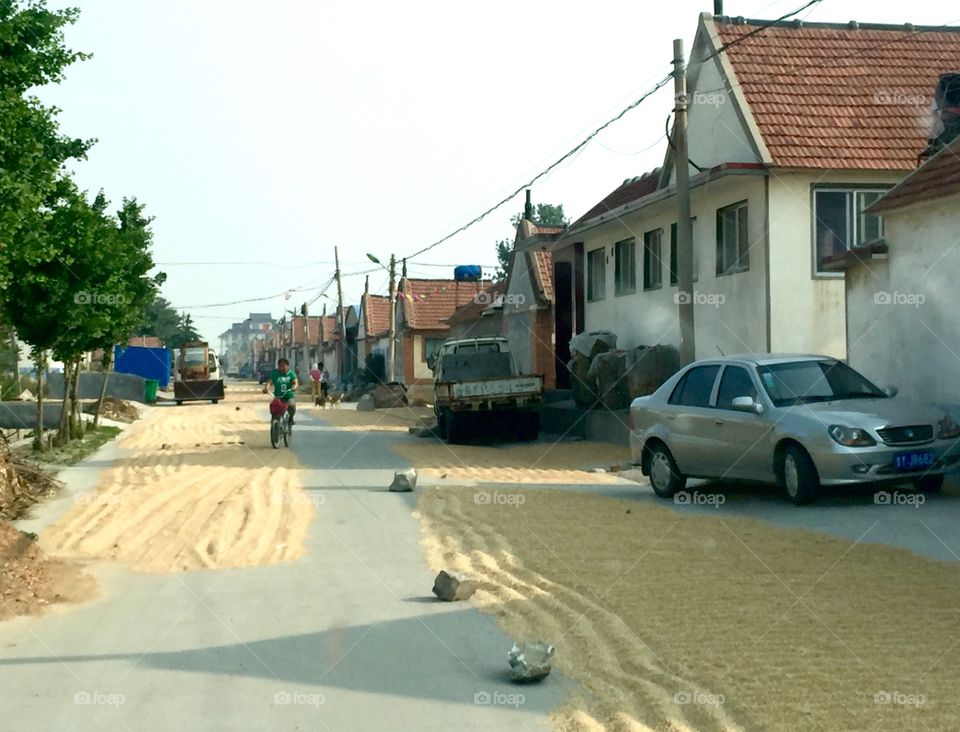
813;188;887;274
643;229;663;290
716;201;749;275
587;247;606;301
614;238;636;296
669;218;698;285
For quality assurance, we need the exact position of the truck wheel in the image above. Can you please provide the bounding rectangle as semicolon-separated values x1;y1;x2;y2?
447;413;469;444
437;411;448;440
211;399;219;404
176;400;183;406
517;413;540;441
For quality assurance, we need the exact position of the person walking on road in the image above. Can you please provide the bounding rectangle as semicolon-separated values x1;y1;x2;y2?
309;362;322;405
319;362;330;400
262;357;298;425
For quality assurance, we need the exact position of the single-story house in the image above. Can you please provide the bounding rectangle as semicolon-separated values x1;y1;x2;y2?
550;14;960;364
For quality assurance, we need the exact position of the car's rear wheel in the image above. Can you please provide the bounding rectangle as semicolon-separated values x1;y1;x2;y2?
647;444;685;498
913;474;944;493
782;446;819;505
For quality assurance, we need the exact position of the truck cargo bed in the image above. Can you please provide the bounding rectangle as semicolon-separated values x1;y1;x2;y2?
173;379;225;403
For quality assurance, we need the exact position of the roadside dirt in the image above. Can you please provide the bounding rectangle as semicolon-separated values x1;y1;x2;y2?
417;486;960;731
0;522;97;622
40;385;314;573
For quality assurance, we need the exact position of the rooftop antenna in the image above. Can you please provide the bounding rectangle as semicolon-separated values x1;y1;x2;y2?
716;345;725;356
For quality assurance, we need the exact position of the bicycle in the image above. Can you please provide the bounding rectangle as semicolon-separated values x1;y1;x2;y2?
269;391;295;449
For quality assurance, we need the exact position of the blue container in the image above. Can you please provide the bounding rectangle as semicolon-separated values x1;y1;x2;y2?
114;346;172;388
454;265;482;282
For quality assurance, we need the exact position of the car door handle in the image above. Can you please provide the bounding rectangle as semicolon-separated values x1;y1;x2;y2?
666;414;675;420
714;419;724;425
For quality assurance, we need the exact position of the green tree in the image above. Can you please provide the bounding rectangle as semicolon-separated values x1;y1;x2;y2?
139;297;198;349
494;202;569;281
0;1;91;259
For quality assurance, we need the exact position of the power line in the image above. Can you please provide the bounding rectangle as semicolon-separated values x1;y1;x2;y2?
702;0;823;62
402;71;675;261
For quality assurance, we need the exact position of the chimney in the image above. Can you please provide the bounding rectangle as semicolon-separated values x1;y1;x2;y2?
402;258;407;278
524;189;533;221
364;275;369;295
920;72;960;162
714;0;723;15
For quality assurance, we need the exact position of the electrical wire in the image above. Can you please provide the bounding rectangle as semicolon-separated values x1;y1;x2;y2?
402;72;675;261
702;0;823;61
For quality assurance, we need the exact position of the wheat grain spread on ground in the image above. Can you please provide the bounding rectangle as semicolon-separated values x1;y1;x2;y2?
40;385;313;573
415;484;960;732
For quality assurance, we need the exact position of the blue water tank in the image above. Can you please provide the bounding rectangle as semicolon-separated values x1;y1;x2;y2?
454;265;482;282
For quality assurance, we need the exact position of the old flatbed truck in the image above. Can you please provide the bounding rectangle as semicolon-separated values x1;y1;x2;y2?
430;336;543;443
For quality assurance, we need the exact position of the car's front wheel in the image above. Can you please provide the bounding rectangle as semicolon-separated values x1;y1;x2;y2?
913;474;944;493
647;443;685;498
781;445;820;505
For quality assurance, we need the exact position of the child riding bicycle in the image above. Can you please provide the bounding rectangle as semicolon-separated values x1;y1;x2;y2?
262;357;298;425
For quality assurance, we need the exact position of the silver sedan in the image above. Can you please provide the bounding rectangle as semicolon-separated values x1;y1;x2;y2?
629;355;960;504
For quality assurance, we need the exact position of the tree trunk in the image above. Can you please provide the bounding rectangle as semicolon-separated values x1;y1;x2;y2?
69;359;82;439
56;360;72;445
33;350;46;452
93;351;112;428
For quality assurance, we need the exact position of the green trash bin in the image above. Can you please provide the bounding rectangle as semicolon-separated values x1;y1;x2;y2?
144;379;159;404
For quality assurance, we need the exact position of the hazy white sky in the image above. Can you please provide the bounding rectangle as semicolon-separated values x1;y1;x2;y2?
40;0;959;343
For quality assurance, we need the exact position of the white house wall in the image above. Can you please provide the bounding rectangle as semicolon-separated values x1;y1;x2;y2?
684;51;762;175
847;198;960;403
504;257;537;375
766;169;902;359
582;174;768;357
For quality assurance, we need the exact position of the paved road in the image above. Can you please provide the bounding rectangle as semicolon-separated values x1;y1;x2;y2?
478;463;960;563
0;408;570;731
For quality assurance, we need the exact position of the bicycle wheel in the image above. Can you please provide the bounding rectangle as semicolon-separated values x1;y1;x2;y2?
270;417;281;449
282;417;290;447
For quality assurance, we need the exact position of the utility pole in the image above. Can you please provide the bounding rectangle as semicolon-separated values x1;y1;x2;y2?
301;302;309;375
673;38;696;366
334;245;347;383
388;254;397;383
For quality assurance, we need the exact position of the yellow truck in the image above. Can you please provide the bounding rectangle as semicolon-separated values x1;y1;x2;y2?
173;341;225;405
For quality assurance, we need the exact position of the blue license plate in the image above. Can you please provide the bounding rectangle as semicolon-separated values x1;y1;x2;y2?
894;450;936;470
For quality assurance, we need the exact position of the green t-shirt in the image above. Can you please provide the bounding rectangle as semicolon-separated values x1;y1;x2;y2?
270;370;297;400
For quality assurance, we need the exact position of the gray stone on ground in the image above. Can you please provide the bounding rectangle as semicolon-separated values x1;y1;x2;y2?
408;424;437;438
357;394;376;412
388;468;417;492
508;640;555;682
431;570;480;602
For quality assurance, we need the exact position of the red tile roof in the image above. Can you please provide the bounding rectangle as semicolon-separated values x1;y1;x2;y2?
868;135;960;213
713;18;960;170
570;169;661;228
531;249;553;303
400;278;490;331
447;281;508;325
361;293;391;339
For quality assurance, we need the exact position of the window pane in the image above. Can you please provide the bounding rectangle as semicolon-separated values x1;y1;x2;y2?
669;365;720;407
670;223;678;285
815;191;849;265
856;191;884;244
716;204;748;274
588;248;605;301
716;366;758;410
643;229;662;290
614;239;635;295
737;205;749;269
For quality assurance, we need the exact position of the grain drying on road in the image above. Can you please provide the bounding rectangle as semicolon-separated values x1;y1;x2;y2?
41;385;314;572
416;481;960;730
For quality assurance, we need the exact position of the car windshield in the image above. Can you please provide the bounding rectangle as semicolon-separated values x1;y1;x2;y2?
757;360;886;406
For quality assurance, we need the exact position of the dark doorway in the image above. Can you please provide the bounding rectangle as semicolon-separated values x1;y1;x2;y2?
554;261;573;389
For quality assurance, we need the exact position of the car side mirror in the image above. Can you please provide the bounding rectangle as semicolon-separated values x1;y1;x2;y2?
884;385;898;397
732;396;764;415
